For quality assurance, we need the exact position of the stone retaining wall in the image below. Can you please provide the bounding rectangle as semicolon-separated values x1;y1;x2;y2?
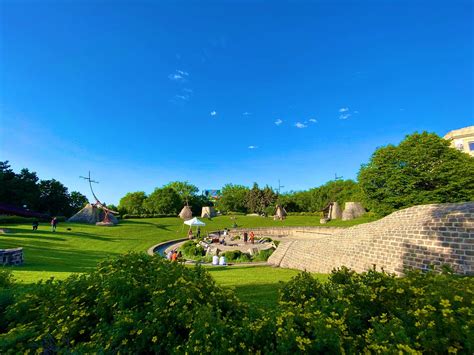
268;202;474;275
0;248;23;266
228;226;345;238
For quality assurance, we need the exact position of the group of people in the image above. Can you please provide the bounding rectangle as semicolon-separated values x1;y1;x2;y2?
188;227;201;240
32;217;58;232
243;231;255;244
166;249;182;262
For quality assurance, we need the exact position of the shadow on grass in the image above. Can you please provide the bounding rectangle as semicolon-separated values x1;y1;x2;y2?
1;245;116;273
119;220;174;231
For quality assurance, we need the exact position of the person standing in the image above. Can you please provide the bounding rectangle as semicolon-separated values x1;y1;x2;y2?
197;227;201;239
51;217;58;232
188;228;193;240
250;231;255;244
243;232;248;244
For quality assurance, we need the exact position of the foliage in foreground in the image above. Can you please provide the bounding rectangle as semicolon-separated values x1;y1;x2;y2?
1;254;473;353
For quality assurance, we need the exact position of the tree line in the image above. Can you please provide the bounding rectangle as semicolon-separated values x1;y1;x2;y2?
118;132;474;217
0;161;88;217
3;132;473;219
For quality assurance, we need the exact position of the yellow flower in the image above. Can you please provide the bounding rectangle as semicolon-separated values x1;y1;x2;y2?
152;336;158;343
137;329;143;335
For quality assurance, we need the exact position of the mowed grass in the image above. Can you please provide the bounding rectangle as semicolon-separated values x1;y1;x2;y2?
1;215;374;306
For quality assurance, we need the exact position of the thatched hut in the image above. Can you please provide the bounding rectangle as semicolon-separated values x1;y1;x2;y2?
178;205;193;220
274;205;287;220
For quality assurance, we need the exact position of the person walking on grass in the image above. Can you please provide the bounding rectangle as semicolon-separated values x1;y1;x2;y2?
51;217;58;232
32;220;39;231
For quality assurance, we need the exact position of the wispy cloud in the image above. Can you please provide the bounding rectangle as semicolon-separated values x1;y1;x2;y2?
309;118;317;123
339;113;351;120
183;88;193;93
248;145;258;149
339;107;349;113
174;94;189;101
210;110;217;117
168;70;189;81
275;119;283;126
295;122;307;129
242;112;252;116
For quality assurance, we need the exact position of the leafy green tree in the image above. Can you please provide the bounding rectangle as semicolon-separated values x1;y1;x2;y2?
144;187;181;215
218;184;249;213
358;132;474;216
118;191;147;215
164;181;199;205
38;179;71;216
245;183;276;214
69;191;89;213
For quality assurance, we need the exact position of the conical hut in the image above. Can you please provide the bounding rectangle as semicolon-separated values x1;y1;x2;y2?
274;205;287;220
178;205;193;220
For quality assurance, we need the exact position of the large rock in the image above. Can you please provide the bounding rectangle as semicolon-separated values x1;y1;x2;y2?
201;206;217;218
342;202;365;221
329;202;343;220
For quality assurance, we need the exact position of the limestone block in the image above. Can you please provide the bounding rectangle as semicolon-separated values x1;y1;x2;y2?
342;202;365;221
330;202;343;220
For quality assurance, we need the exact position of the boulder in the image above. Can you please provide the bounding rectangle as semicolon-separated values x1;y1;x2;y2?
329;202;342;220
342;202;365;221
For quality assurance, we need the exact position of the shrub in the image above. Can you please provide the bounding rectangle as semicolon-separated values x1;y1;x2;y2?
0;216;39;224
179;241;205;258
0;253;245;353
223;250;251;262
252;248;275;262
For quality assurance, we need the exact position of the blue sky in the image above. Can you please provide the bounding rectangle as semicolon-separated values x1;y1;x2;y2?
1;1;472;204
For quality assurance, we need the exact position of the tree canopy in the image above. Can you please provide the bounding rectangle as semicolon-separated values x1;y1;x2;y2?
358;132;474;216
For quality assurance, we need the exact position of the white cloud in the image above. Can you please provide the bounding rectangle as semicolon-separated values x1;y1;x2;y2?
242;112;252;116
174;94;189;101
275;119;283;126
168;70;189;81
248;145;258;149
339;113;351;120
210;111;217;116
295;122;307;128
309;118;317;123
339;107;349;113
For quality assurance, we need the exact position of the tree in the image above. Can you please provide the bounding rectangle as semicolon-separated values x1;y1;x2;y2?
144;187;181;215
69;191;89;213
38;179;71;216
218;184;249;213
118;192;147;215
164;181;199;205
358;132;474;216
245;183;276;214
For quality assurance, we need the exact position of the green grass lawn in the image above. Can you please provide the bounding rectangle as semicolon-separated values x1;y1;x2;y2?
1;215;374;305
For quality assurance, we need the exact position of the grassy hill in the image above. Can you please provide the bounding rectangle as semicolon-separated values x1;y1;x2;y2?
1;215;374;307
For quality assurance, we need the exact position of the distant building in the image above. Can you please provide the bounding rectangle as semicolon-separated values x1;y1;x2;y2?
444;126;474;157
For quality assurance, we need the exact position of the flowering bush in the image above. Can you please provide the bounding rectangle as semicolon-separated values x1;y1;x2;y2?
0;254;244;353
1;257;472;353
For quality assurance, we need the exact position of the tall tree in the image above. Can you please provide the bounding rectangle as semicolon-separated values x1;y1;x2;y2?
69;191;89;213
144;187;181;215
358;132;474;216
38;179;71;216
164;181;199;205
218;184;249;213
118;191;147;215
